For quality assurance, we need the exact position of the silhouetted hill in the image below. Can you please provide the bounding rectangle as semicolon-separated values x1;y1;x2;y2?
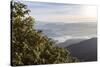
66;38;97;61
57;38;87;48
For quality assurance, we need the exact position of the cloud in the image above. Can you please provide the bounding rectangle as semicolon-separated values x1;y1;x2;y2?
21;1;97;23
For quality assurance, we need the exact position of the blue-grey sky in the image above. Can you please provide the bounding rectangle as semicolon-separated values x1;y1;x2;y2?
20;1;97;23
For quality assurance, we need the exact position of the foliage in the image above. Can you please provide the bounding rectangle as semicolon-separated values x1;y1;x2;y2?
11;1;78;66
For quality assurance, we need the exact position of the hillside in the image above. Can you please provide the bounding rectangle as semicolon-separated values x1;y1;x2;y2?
66;38;97;61
11;1;78;66
57;38;86;48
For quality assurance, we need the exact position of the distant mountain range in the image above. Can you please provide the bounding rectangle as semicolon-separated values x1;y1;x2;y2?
66;38;97;61
35;21;97;43
56;38;89;47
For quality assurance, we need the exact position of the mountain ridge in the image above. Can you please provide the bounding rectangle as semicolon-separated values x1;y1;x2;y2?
66;38;97;61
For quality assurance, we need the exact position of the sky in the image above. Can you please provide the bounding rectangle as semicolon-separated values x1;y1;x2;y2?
21;1;97;23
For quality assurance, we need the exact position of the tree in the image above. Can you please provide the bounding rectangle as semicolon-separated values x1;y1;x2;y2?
11;1;78;66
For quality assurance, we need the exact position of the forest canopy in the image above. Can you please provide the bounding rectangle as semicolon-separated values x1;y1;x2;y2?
11;1;78;66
